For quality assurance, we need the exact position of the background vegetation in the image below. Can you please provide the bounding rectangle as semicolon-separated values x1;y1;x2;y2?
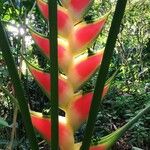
0;0;149;149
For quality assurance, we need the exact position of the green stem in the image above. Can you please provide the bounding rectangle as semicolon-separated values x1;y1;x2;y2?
0;22;39;150
101;103;150;149
80;0;128;150
48;0;59;150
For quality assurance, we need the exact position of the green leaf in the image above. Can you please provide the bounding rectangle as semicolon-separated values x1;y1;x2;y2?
0;117;9;128
92;103;150;149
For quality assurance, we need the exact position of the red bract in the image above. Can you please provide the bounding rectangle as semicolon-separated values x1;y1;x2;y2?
28;65;73;108
70;0;91;12
31;112;74;150
67;84;109;129
70;17;107;52
68;50;104;90
31;31;49;56
37;0;73;37
30;30;72;72
65;0;93;22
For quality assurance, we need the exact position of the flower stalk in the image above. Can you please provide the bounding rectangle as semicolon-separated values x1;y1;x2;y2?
48;0;59;149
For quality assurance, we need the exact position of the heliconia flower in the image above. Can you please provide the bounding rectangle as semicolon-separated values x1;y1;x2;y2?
63;0;93;22
67;50;104;90
67;84;109;130
31;111;74;150
27;65;73;108
36;0;73;37
69;15;108;53
30;30;73;72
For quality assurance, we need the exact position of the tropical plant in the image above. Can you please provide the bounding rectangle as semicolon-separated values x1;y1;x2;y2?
23;0;150;149
0;0;150;150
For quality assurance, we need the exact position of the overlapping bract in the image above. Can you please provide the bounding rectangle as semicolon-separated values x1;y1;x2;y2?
25;0;116;149
28;65;73;108
67;86;109;130
31;111;74;150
